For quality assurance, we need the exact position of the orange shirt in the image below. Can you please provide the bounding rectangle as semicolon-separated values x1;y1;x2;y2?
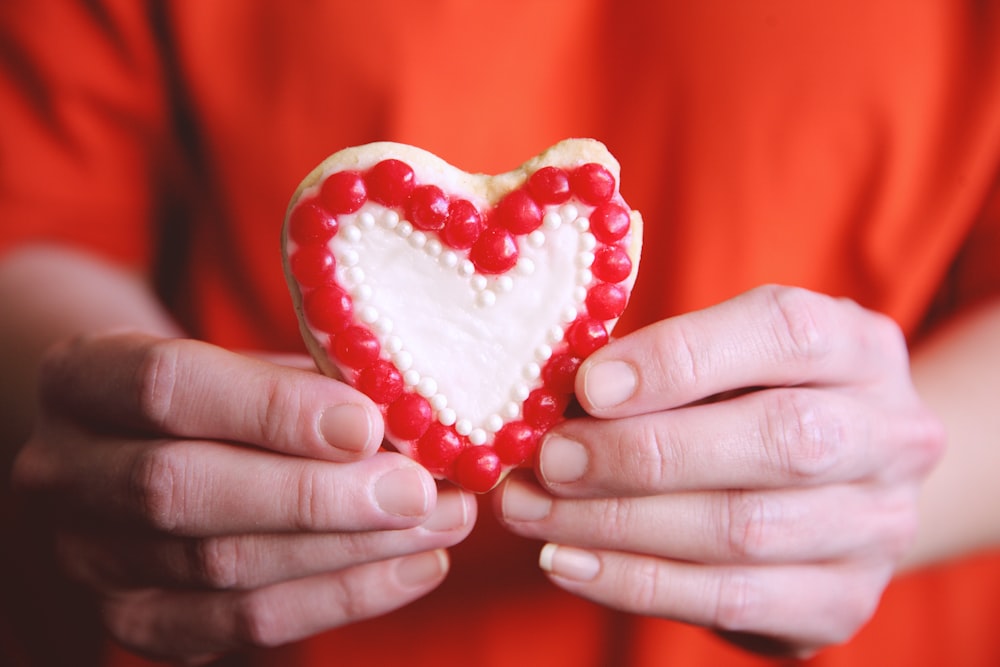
2;1;1000;666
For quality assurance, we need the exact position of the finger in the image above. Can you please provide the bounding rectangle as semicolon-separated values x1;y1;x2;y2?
497;475;919;565
39;333;381;460
59;487;476;590
534;387;942;495
576;285;910;418
536;547;892;652
102;550;451;662
28;434;438;535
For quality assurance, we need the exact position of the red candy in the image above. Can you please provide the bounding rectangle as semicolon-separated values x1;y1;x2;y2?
288;200;338;245
442;199;484;248
366;159;415;207
357;360;404;404
494;421;540;465
541;352;582;394
386;393;434;441
565;317;609;357
527;166;571;205
290;246;336;287
455;446;502;493
320;170;367;214
495;189;543;234
469;226;519;274
592;245;633;283
523;388;569;430
332;325;380;369
586;283;628;320
303;284;353;333
570;163;616;205
408;184;450;231
589;202;631;243
416;423;464;475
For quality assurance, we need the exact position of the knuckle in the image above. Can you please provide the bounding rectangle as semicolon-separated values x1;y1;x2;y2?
712;569;761;632
292;463;332;530
593;498;636;545
650;321;704;394
254;373;302;448
636;419;682;491
135;338;185;430
129;444;191;533
615;557;664;614
721;491;771;561
764;285;832;365
232;590;288;648
189;537;243;589
760;390;842;481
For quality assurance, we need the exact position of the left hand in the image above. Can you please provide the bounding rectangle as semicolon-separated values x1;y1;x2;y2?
494;285;945;657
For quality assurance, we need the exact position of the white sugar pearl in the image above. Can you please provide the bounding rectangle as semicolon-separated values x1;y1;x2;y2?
359;212;376;229
382;210;400;228
431;394;448;410
535;344;553;361
561;306;578;322
516;257;535;276
409;231;427;249
403;369;420;386
342;249;360;266
495;275;514;292
438;408;457;426
456;419;472;436
359;305;378;323
426;239;443;256
374;317;393;335
577;269;594;286
577;251;595;268
547;326;565;344
524;362;541;380
471;274;487;291
543;210;562;229
442;251;459;268
417;377;437;397
486;414;504;432
468;429;487;445
560;204;579;223
502;401;520;419
348;266;365;285
580;232;597;251
574;216;590;232
385;336;402;353
397;221;413;237
344;224;362;242
393;349;413;370
353;283;373;302
512;383;530;401
459;259;475;277
574;286;588;303
528;230;545;248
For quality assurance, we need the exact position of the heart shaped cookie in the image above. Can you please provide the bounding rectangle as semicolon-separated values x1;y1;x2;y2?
283;139;642;492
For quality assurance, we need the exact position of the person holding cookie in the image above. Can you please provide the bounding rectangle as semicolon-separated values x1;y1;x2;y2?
1;2;998;666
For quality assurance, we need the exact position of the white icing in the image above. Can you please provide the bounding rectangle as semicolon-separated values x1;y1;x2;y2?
309;198;595;438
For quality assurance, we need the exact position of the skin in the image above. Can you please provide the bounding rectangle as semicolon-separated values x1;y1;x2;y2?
4;246;998;662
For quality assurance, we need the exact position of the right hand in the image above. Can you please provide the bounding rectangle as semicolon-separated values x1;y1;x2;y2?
10;332;476;664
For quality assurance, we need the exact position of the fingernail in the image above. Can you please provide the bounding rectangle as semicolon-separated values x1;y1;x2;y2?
396;550;448;588
421;491;470;532
501;479;553;522
583;360;637;409
539;544;600;582
375;467;431;517
320;403;375;452
539;435;589;485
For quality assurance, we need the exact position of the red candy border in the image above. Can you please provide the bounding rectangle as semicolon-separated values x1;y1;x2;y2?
288;159;634;492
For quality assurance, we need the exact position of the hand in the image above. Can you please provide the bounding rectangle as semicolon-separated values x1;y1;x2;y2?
495;285;944;657
11;333;476;664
